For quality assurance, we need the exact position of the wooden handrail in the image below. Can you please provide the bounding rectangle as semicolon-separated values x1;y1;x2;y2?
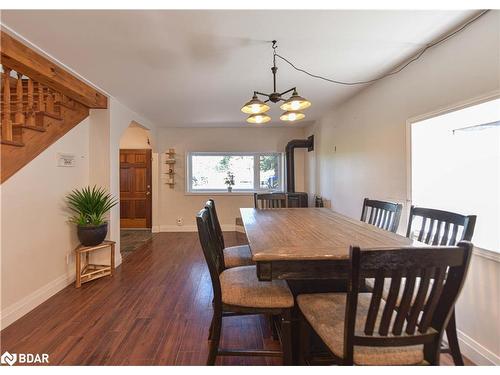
0;31;107;109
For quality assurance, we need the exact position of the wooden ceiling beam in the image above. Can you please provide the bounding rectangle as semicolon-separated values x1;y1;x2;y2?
0;31;107;109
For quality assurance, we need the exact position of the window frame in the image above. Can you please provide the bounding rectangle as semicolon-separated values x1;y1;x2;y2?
406;92;500;259
186;151;284;194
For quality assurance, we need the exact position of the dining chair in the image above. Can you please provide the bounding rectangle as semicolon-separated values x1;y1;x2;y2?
196;208;294;365
360;198;403;233
405;205;476;365
254;192;288;209
206;199;254;268
297;242;473;365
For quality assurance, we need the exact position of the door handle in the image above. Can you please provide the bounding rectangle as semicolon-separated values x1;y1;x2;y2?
146;191;151;195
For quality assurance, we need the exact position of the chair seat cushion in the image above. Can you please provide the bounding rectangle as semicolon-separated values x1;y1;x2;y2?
297;293;425;365
223;245;255;268
220;266;294;309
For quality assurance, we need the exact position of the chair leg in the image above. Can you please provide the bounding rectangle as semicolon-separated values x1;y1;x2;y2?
270;314;279;340
298;315;311;365
208;315;214;340
207;310;222;365
281;310;293;365
446;309;464;366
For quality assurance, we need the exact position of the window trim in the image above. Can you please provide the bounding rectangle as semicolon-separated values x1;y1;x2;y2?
186;151;284;194
406;92;500;259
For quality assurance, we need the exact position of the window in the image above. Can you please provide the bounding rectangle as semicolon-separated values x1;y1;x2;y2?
187;152;283;193
410;97;500;252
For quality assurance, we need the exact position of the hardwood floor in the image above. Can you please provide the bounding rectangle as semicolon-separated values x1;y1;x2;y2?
0;232;472;366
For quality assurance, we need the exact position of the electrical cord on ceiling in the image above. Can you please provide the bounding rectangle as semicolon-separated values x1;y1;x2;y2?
273;10;490;86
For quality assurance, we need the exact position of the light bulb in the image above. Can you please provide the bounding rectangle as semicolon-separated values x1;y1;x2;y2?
290;101;301;111
289;113;297;121
251;104;260;113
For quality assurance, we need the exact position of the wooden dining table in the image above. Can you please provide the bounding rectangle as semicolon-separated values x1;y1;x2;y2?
241;207;422;281
240;207;423;364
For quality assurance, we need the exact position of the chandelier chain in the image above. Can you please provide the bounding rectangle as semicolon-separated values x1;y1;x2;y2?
272;10;489;86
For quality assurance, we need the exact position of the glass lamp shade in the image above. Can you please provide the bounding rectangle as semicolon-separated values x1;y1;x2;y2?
280;92;311;111
241;95;271;114
246;113;271;124
280;111;305;122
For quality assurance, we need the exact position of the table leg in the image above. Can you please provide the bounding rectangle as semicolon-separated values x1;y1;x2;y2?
75;252;81;288
281;309;294;365
110;243;115;275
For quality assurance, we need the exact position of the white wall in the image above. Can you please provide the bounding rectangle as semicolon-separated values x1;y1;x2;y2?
304;11;500;364
119;123;152;149
157;126;306;231
1;120;90;328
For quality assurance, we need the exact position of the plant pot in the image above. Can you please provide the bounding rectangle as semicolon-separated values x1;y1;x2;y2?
227;186;232;192
77;223;108;246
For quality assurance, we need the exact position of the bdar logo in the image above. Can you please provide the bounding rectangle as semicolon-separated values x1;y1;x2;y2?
1;351;17;366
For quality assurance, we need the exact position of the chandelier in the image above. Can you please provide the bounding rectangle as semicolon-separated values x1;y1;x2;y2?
241;41;311;124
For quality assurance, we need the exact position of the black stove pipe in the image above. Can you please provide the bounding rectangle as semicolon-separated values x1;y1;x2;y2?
285;135;314;193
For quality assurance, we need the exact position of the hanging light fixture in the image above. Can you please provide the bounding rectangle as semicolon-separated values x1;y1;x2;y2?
280;90;311;111
246;113;271;124
241;40;311;124
241;94;271;114
280;111;305;122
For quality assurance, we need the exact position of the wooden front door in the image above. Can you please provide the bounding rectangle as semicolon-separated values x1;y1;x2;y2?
120;149;152;228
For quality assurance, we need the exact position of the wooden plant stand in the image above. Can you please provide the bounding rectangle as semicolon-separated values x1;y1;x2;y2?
75;240;115;288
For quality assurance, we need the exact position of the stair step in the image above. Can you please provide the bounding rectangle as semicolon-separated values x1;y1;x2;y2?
12;123;46;133
36;111;63;121
55;100;76;110
1;139;25;147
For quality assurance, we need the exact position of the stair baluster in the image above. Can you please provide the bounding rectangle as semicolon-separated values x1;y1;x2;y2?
36;82;43;112
26;78;36;127
2;67;13;142
46;88;55;114
15;72;25;124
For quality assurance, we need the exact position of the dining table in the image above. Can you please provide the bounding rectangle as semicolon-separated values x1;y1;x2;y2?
240;207;423;364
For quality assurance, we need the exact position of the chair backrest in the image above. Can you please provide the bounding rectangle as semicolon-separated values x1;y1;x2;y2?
196;208;224;302
360;198;403;233
205;199;225;249
254;192;288;209
406;206;476;246
344;242;473;364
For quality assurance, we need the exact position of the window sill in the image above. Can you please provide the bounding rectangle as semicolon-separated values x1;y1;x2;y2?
185;190;279;196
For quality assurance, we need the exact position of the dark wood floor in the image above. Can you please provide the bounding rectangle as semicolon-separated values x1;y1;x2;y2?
1;232;472;366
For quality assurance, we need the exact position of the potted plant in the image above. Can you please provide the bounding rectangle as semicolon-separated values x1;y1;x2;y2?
224;171;235;192
66;186;118;246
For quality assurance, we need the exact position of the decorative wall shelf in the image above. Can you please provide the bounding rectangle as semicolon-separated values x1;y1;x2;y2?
164;148;176;188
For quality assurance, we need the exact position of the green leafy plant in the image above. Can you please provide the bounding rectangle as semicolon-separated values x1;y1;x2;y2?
224;171;235;187
66;186;118;226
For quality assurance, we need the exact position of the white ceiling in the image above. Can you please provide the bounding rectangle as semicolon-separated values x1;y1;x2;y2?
2;10;477;128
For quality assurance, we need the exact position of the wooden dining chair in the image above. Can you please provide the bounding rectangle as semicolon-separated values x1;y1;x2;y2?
297;242;473;365
254;193;288;209
405;205;476;365
196;208;294;365
205;199;254;268
406;206;476;246
360;198;403;233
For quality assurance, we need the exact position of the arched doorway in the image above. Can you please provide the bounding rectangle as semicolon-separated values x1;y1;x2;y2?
119;122;153;257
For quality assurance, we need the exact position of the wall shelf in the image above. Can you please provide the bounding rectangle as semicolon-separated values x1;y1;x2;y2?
164;148;176;188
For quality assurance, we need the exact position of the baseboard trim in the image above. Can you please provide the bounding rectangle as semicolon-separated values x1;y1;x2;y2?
0;256;122;330
457;329;499;365
0;272;74;329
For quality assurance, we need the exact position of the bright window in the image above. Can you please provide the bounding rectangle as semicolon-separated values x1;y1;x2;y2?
411;98;500;252
187;152;283;193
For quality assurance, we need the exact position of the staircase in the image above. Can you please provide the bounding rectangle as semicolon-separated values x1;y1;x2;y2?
1;31;107;183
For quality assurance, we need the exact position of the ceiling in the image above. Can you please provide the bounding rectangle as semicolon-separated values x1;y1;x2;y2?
2;10;477;128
